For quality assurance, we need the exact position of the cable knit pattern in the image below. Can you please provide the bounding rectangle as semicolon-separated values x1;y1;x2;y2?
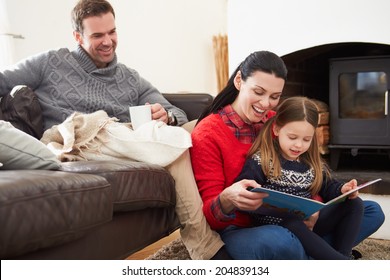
0;46;187;130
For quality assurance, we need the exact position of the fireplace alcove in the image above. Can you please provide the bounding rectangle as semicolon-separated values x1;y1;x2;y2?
280;42;390;171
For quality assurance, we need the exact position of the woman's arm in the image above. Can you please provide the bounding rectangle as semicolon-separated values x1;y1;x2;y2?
191;118;266;229
191;121;228;229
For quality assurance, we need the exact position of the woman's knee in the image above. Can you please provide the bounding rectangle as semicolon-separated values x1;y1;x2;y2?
363;200;385;224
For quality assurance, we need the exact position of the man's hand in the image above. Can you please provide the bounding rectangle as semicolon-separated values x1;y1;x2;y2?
146;102;168;123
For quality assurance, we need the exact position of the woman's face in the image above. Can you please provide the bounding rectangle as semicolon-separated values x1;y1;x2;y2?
232;70;285;123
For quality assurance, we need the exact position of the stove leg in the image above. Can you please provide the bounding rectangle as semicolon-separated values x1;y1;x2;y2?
330;149;341;170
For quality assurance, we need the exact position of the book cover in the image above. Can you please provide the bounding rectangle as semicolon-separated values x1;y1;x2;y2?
249;178;382;219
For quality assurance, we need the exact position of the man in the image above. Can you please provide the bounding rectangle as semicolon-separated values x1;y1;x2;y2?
0;0;230;260
1;1;185;131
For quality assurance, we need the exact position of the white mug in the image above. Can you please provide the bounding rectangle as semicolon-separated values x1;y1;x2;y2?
129;105;152;130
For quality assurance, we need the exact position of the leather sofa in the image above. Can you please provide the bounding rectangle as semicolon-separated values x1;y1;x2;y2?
0;93;213;260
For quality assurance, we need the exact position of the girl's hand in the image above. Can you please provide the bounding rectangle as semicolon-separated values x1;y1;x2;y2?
341;179;359;199
219;179;269;214
303;211;319;231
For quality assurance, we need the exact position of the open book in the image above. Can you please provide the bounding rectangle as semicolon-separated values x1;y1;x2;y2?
249;178;382;219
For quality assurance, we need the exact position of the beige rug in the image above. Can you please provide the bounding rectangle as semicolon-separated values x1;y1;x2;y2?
146;238;390;260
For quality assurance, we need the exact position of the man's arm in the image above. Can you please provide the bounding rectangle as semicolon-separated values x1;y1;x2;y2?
136;74;188;125
0;51;47;97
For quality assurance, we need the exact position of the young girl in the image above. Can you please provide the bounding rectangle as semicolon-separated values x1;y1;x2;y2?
235;96;364;260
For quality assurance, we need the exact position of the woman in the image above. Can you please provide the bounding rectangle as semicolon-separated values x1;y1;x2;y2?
190;50;384;259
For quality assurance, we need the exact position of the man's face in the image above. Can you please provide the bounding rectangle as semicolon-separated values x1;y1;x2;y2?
74;12;117;68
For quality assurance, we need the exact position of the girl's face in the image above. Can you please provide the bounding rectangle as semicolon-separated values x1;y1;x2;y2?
273;120;315;161
232;70;284;124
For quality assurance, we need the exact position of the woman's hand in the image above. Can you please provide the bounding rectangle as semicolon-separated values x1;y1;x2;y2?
219;179;269;214
341;179;359;199
303;211;319;231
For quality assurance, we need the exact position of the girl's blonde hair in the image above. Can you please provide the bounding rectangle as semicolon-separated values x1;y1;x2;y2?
248;96;330;195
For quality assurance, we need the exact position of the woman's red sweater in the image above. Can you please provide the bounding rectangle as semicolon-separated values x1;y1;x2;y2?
191;114;253;230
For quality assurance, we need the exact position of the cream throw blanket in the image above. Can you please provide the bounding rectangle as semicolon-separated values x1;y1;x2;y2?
40;110;192;167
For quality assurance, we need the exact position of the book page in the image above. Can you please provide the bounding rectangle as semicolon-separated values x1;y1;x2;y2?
325;178;382;205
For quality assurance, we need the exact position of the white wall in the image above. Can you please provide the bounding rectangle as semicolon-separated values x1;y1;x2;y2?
228;0;390;73
6;0;76;63
6;0;390;93
5;0;227;95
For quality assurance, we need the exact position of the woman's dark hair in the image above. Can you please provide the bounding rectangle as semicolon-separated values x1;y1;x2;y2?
71;0;115;34
196;50;287;124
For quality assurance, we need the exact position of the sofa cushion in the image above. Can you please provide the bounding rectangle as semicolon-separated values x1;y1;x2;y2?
60;160;176;212
0;85;44;139
0;170;112;259
0;121;60;170
163;93;213;121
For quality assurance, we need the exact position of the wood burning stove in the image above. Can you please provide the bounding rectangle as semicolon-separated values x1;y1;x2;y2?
328;55;390;169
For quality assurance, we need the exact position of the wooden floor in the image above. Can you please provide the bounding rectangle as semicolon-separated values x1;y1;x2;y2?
126;230;180;260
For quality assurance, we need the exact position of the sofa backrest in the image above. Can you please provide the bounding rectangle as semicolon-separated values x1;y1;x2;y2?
163;93;213;121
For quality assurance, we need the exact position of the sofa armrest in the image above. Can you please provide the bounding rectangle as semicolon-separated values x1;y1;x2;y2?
163;93;213;121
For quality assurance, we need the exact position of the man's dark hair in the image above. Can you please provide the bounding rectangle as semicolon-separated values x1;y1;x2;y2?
71;0;115;34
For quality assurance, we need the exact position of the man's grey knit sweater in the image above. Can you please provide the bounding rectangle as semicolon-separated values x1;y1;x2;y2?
0;45;187;130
